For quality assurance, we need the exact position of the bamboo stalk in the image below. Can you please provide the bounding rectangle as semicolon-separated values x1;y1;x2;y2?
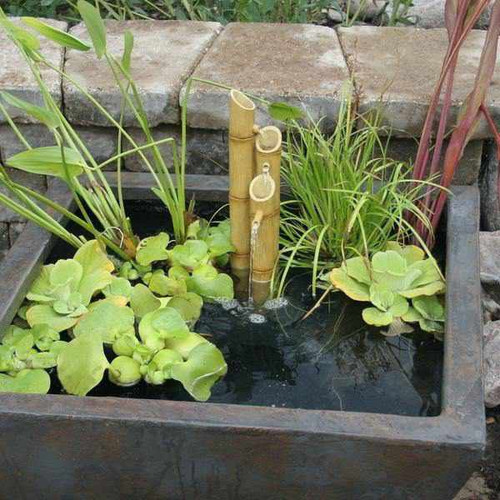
229;90;257;280
255;126;282;214
249;168;279;304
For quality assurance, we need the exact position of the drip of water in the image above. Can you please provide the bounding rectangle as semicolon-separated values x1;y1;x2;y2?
248;219;260;302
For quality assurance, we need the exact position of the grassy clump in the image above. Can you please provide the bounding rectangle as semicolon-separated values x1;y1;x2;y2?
278;98;435;297
5;0;330;24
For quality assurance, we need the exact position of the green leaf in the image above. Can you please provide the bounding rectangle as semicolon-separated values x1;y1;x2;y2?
268;102;303;121
112;334;139;357
108;356;141;387
2;327;34;360
205;220;235;258
7;146;85;178
0;345;15;372
74;300;135;344
103;276;132;301
77;0;107;59
57;331;109;396
399;280;446;299
139;307;189;343
386;242;424;265
22;17;91;51
122;30;134;72
0;91;59;128
372;250;407;276
407;259;443;289
135;232;170;266
169;266;190;281
362;307;393;327
344;256;371;284
388;294;409;317
187;264;234;300
26;304;80;332
171;342;227;402
27;351;58;369
74;240;115;304
413;295;445;322
369;283;394;311
0;17;40;51
169;240;209;269
165;332;208;359
402;306;423;323
168;293;203;324
0;369;50;394
145;349;183;385
130;283;161;319
149;270;187;297
329;268;370;301
50;259;83;288
27;265;55;302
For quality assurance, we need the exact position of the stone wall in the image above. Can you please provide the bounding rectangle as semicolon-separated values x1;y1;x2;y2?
1;18;498;256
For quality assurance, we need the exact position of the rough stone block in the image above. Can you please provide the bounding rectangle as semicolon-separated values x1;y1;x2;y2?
64;21;222;127
0;18;66;124
124;126;227;175
338;26;500;138
184;23;350;130
0;124;55;161
382;138;483;185
75;126;118;168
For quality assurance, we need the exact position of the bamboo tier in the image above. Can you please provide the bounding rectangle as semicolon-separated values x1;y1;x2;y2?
255;126;282;214
249;169;279;304
229;90;257;283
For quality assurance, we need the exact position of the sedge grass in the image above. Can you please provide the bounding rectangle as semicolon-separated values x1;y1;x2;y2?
277;98;437;298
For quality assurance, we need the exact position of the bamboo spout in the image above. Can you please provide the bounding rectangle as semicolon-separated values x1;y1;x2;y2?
249;168;279;304
229;90;256;282
255;126;282;215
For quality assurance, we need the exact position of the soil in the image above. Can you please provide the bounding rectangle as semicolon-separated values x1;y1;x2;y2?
456;407;500;499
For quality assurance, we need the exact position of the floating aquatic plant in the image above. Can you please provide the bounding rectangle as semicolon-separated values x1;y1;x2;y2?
329;242;445;336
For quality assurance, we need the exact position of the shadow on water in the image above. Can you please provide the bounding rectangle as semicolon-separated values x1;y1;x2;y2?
48;201;443;417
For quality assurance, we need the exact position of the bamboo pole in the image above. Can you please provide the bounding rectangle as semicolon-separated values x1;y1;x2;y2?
249;167;279;305
229;90;257;289
255;126;282;215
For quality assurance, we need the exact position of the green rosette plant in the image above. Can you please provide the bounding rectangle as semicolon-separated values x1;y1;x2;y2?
329;242;446;337
25;240;115;332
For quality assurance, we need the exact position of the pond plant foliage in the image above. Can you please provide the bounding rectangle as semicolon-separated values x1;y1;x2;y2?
0;0;457;400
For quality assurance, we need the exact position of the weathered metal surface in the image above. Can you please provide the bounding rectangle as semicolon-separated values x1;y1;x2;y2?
0;180;484;499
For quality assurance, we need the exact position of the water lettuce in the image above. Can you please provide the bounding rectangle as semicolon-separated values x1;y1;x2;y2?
329;242;445;336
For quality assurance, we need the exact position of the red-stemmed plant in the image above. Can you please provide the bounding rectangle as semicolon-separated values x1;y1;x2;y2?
411;0;500;246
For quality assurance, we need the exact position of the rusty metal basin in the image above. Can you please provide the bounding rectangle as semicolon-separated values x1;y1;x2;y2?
0;177;484;499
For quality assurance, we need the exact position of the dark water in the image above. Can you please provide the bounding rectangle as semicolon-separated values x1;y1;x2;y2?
47;201;443;416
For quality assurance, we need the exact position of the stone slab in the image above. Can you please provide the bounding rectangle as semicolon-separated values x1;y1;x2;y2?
0;18;66;124
184;23;350;130
124;126;227;175
338;26;500;138
64;21;222;127
75;126;118;168
382;138;483;185
0;124;55;161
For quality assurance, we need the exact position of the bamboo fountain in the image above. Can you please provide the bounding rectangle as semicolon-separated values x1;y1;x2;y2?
229;91;282;304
